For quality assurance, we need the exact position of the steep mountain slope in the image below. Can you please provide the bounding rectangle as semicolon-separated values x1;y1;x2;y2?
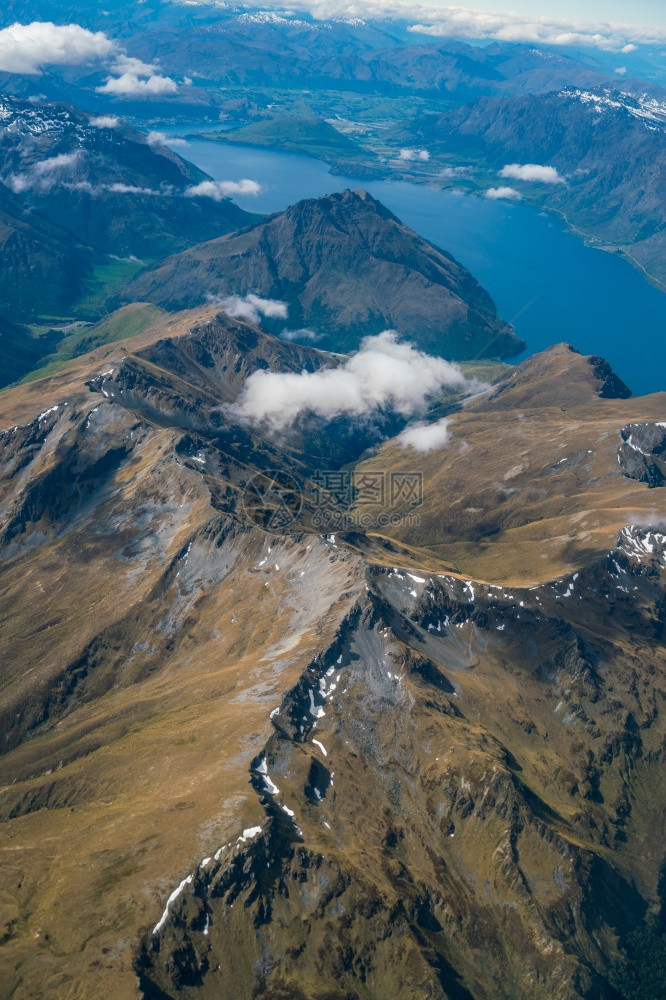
139;535;666;999
407;87;666;287
119;189;521;360
0;180;91;320
0;95;254;319
351;344;666;583
0;311;664;998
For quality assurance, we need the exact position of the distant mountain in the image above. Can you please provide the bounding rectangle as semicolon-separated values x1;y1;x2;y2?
119;188;522;360
124;14;621;103
0;310;664;998
0;5;631;116
407;86;666;287
0;94;254;319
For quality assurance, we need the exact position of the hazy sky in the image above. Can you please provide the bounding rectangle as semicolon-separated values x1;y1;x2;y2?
452;0;664;27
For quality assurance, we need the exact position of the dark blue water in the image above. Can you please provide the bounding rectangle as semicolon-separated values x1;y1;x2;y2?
175;138;666;396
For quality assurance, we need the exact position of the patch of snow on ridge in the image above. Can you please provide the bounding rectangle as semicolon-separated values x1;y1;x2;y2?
153;874;193;934
563;88;666;126
237;826;262;844
618;525;666;563
37;404;60;422
237;12;310;26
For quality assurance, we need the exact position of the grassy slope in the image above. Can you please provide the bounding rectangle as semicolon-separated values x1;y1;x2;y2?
353;346;666;584
71;258;152;320
0;313;365;996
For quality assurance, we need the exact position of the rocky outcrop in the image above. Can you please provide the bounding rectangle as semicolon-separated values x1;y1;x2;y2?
618;422;666;487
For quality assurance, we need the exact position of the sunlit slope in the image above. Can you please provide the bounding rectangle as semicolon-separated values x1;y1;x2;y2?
352;344;666;584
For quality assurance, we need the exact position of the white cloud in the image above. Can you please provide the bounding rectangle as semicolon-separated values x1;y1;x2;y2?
32;151;81;175
398;147;430;161
97;50;179;97
500;163;565;184
89;114;120;128
485;186;522;200
279;328;323;342
0;21;114;74
107;182;162;195
210;293;289;324
614;66;627;75
146;130;188;147
440;165;473;178
227;0;666;52
97;72;178;96
111;54;160;77
231;330;471;430
4;173;31;194
405;5;666;52
4;150;81;192
184;178;262;199
0;21;180;100
396;417;452;452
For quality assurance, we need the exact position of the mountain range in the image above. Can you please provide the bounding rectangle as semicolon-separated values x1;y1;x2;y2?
406;86;666;288
0;307;664;997
1;5;658;120
119;188;522;360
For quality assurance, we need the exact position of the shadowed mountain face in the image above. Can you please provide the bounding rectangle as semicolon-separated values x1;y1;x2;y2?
408;87;666;287
0;95;254;319
0;311;664;998
0;181;91;321
0;314;63;388
119;188;522;360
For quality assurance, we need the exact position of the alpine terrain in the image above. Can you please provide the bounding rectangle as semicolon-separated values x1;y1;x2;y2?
0;4;665;1000
0;306;663;998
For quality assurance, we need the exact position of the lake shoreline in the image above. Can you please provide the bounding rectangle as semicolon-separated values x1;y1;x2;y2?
184;130;666;296
168;136;666;395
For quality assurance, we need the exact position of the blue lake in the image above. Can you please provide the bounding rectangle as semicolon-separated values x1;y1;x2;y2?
175;137;666;396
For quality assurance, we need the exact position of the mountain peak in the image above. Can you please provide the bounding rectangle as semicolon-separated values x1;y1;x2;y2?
481;342;632;409
119;190;522;360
